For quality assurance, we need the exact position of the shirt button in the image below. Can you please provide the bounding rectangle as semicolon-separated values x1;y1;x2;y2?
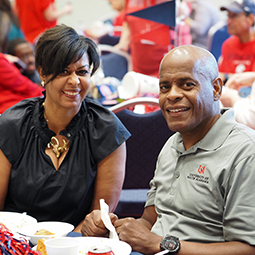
175;172;180;178
67;133;71;137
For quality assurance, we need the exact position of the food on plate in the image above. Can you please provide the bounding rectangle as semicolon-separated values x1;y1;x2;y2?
37;238;47;255
34;229;54;235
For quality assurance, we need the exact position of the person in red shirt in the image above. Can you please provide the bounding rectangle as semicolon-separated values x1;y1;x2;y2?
85;0;125;44
0;52;44;114
114;0;191;77
0;7;44;114
218;0;255;82
13;0;72;44
114;0;170;77
108;0;125;37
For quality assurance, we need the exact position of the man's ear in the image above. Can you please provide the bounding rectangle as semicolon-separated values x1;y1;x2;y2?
213;77;223;101
248;13;255;27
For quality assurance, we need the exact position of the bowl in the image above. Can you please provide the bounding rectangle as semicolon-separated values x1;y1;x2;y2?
0;211;37;233
18;221;74;246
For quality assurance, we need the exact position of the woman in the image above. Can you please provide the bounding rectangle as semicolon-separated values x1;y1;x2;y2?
0;8;11;53
0;24;130;232
0;0;24;43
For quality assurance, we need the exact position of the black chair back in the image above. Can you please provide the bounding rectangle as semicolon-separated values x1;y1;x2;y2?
114;108;175;217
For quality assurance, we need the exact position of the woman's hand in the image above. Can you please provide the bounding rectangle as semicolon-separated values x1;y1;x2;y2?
81;210;118;237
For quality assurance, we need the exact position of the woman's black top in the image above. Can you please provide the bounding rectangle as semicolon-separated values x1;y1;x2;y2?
0;96;130;226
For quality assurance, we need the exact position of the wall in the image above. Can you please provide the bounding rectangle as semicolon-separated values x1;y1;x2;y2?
56;0;117;32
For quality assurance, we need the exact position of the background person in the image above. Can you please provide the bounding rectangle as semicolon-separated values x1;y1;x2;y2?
218;0;255;82
0;0;23;44
13;0;73;44
220;71;255;130
85;0;125;45
184;0;221;48
7;38;41;84
0;52;44;113
114;0;191;77
0;5;12;53
0;7;44;114
0;24;130;232
81;45;255;255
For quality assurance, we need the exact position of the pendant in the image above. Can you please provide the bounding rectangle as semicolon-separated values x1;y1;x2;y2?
47;136;69;158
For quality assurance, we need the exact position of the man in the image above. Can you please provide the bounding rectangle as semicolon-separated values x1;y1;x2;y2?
0;52;44;114
7;38;41;84
81;45;255;255
218;0;255;82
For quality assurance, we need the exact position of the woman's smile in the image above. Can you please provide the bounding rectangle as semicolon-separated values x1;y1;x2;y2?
62;90;80;97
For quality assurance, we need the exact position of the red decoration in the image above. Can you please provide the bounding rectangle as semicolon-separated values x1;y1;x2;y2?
0;223;40;255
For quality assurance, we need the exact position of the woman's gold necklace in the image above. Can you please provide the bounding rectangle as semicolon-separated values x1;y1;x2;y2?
47;136;69;158
43;103;69;158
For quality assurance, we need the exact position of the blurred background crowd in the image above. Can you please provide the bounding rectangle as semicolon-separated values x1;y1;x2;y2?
1;0;255;130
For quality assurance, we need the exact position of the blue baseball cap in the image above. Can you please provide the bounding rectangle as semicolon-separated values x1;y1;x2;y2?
220;0;255;14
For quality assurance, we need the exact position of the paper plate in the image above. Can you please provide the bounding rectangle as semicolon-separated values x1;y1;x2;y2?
34;236;132;255
0;211;37;233
19;221;74;246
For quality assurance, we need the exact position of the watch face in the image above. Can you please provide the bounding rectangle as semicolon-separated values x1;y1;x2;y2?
165;239;178;250
161;235;180;253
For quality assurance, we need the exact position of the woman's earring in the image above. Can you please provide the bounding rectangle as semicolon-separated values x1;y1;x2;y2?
41;80;45;87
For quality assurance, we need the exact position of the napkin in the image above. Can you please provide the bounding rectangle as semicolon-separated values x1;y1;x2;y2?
154;250;170;255
100;199;119;240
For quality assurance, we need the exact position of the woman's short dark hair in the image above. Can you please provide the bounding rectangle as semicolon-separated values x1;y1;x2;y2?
35;24;100;84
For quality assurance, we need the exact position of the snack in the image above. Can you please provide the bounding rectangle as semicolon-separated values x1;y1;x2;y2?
37;238;47;255
34;229;54;235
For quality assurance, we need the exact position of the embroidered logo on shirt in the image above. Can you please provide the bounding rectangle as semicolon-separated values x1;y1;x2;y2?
186;165;209;184
198;165;205;174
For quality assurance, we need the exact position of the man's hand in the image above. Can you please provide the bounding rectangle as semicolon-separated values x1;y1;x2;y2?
114;217;162;254
81;210;118;237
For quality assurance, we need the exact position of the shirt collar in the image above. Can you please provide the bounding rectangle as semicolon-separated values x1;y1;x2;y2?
34;97;88;147
172;108;236;154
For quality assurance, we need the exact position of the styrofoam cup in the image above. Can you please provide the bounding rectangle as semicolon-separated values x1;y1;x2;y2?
45;237;79;255
119;71;159;99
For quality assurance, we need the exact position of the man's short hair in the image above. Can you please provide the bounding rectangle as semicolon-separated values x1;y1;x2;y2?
7;38;28;56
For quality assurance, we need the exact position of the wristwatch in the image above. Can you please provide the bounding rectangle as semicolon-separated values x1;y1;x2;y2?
160;234;180;254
